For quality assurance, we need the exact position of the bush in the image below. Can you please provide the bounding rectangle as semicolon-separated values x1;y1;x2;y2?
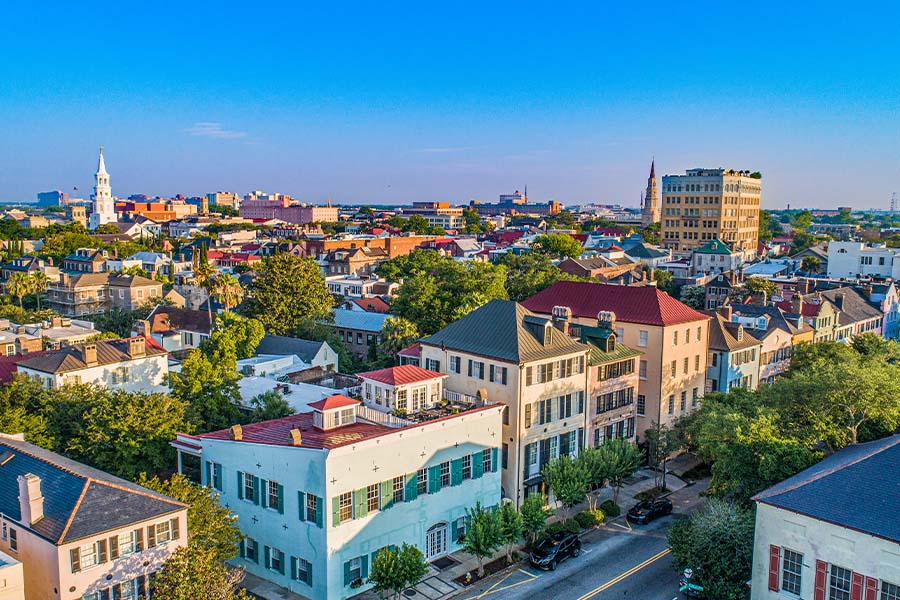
599;500;620;518
574;509;604;528
634;486;667;503
545;520;582;537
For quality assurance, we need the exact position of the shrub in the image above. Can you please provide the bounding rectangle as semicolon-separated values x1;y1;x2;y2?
599;500;621;517
634;486;667;503
545;520;582;537
574;509;604;528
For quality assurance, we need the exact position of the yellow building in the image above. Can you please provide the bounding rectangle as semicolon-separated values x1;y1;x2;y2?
660;168;761;259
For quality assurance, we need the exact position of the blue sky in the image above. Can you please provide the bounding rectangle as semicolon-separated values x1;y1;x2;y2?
1;1;898;209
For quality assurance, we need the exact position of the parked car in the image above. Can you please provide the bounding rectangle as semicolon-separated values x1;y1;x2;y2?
529;531;582;570
626;497;673;524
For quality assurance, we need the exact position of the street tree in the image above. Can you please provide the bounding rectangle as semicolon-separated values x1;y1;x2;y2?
462;502;503;577
242;253;333;335
151;545;252;600
644;422;681;490
520;493;551;546
595;439;643;505
541;455;590;521
499;502;524;563
368;543;428;600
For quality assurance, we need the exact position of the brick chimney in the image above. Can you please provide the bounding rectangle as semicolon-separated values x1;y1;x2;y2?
718;305;733;320
18;473;44;525
82;343;98;366
230;425;243;441
834;292;845;311
791;294;804;315
127;337;146;358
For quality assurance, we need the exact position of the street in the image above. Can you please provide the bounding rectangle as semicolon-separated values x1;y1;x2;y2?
455;480;708;600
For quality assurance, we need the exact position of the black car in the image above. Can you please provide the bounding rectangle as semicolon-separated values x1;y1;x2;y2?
626;498;673;524
529;531;582;570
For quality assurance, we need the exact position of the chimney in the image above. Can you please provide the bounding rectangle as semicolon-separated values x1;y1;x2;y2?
718;305;733;320
51;316;62;328
60;272;69;286
230;425;243;441
551;306;572;335
289;428;302;446
127;336;146;358
82;343;98;366
791;294;804;315
597;310;617;331
834;293;845;311
18;473;44;525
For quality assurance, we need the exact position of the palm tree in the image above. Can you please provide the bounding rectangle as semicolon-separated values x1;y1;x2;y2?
801;256;821;274
5;272;31;308
193;247;217;323
28;271;49;310
211;274;244;312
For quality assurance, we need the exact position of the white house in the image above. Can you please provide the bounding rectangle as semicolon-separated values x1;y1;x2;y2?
827;241;900;280
357;365;447;414
14;337;169;392
255;335;339;374
172;395;503;600
750;435;900;600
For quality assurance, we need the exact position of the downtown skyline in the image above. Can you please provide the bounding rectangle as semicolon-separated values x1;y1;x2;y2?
2;1;899;209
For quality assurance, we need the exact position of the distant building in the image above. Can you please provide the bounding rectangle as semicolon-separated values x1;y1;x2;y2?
207;191;242;210
660;168;761;259
691;238;743;276
239;196;338;224
48;273;163;317
705;309;762;392
469;191;562;217
62;248;109;273
37;190;68;207
88;148;116;230
401;202;464;230
641;160;660;227
826;241;900;279
750;435;900;600
66;205;87;227
329;309;392;358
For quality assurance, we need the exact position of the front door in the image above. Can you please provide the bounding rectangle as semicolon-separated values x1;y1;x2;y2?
425;523;448;560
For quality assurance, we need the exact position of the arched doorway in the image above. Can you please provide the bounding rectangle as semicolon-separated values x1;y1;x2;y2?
425;522;448;560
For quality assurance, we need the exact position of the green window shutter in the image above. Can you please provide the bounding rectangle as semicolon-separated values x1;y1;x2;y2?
252;476;261;505
298;492;306;521
315;496;324;527
259;479;268;508
204;461;212;487
428;466;441;493
277;484;284;514
354;488;368;518
451;519;458;543
492;448;499;472
278;554;285;575
253;540;260;563
237;472;244;500
361;554;369;580
290;556;297;580
406;472;418;501
451;459;463;486
264;546;271;569
343;560;352;586
472;453;484;479
307;561;313;586
239;539;245;559
332;496;341;527
380;480;392;510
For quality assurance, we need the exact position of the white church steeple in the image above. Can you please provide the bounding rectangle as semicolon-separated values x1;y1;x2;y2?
89;146;116;230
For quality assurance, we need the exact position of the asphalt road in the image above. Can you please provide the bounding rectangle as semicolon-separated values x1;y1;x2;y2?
455;480;709;600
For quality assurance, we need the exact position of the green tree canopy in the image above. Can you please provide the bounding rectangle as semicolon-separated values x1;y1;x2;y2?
172;349;244;432
202;312;265;361
497;252;581;302
462;502;504;577
520;494;550;545
249;390;293;422
368;543;428;600
498;501;524;563
530;233;583;259
379;316;420;356
242;253;333;335
151;545;251;600
541;454;590;521
593;439;643;505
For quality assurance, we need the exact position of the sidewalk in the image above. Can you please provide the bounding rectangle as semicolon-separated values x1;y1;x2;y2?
352;467;687;600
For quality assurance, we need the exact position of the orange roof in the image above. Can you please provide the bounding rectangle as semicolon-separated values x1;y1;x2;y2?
357;364;445;386
307;394;360;411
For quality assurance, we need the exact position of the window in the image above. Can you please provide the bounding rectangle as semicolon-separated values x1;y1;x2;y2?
243;472;255;501
502;443;508;469
462;455;472;480
450;356;461;373
637;395;646;416
695;354;700;371
668;395;674;415
268;480;280;510
685;328;691;343
525;366;533;385
117;531;136;557
482;448;493;473
269;547;284;574
79;541;100;569
348;556;362;583
780;549;802;595
417;468;428;495
671;361;677;377
882;581;900;600
680;391;686;413
339;492;353;521
395;389;407;411
367;484;380;512
392;476;405;503
490;365;508;384
306;494;319;522
673;331;678;345
829;565;852;600
455;516;467;543
639;360;647;379
154;520;174;544
683;357;689;374
439;462;450;487
638;331;648;347
211;462;222;491
692;388;699;408
7;528;15;552
295;557;312;585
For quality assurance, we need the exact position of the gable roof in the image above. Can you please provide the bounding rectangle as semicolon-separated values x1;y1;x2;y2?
754;435;900;544
256;335;328;363
819;287;884;325
706;312;762;352
521;281;710;327
625;243;668;260
0;436;185;545
15;338;167;375
358;365;445;386
421;299;587;363
352;297;391;314
332;309;392;333
307;394;360;411
695;239;735;255
148;306;213;335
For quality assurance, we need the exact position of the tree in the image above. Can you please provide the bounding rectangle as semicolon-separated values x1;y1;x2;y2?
790;231;816;255
172;349;244;432
851;333;900;361
758;210;774;243
667;499;755;600
644;422;681;489
498;501;524;563
193;246;217;325
28;271;48;310
136;473;243;561
736;277;778;303
5;272;30;308
212;273;244;312
531;233;583;260
379;316;420;356
520;494;551;546
368;543;428;600
799;255;820;273
594;439;643;505
462;502;503;577
242;253;333;335
151;545;252;600
202;312;264;361
678;285;705;310
541;455;590;521
497;252;581;302
792;210;813;231
249;390;293;422
375;249;451;283
88;307;151;337
653;269;674;295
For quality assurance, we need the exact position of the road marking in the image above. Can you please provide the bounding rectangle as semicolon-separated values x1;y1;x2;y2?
574;547;672;600
466;568;538;599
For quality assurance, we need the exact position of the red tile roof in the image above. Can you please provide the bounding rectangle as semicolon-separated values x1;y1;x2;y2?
521;281;710;327
308;394;360;411
397;342;421;357
0;351;52;384
357;365;445;386
352;297;390;314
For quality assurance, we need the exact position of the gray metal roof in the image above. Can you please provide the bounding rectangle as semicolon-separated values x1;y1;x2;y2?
331;308;393;333
420;299;588;363
754;435;900;544
256;335;328;363
0;437;185;544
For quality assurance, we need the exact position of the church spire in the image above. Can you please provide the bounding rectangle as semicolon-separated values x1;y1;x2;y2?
649;157;655;179
97;146;108;176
